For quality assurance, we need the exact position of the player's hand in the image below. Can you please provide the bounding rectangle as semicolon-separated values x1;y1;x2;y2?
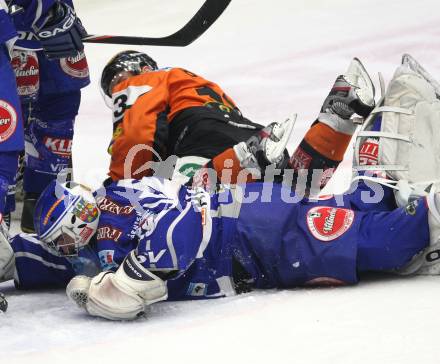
36;2;87;59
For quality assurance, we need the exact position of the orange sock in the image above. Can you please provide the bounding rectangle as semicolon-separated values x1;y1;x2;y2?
304;122;352;162
212;148;256;184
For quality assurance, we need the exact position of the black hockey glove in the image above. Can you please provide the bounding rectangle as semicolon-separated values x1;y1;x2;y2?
36;1;87;59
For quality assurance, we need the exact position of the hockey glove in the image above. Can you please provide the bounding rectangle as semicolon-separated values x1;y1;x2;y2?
36;2;87;59
66;250;168;320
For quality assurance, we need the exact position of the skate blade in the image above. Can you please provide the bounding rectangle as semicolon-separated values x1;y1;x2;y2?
267;115;297;163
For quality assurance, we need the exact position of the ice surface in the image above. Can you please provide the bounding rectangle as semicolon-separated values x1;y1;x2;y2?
3;0;440;362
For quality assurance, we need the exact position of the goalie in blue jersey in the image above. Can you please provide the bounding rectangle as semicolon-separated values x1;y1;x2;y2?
2;54;440;320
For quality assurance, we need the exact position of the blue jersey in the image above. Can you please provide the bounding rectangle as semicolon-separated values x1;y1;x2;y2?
0;4;17;45
11;177;430;300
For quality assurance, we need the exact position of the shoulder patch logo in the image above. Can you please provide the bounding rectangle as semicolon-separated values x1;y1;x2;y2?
0;100;18;143
306;206;355;242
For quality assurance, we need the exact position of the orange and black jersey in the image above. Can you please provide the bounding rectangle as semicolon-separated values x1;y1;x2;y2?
108;67;260;180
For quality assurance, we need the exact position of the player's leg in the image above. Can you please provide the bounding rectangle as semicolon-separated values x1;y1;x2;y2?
10;49;42;206
20;91;78;232
289;58;375;193
0;45;24;226
20;49;90;232
196;58;376;192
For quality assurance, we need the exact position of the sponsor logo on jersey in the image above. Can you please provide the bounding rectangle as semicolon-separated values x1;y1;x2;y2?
72;198;99;223
0;100;18;143
359;137;379;165
97;225;123;242
50;162;69;173
11;50;40;97
306;206;355;241
44;137;72;157
60;51;89;78
98;250;118;270
97;197;134;215
289;146;312;170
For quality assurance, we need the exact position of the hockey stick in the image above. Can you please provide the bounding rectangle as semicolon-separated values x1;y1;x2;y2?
82;0;231;46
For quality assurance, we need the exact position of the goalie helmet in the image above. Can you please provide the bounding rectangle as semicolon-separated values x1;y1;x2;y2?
34;181;100;256
101;50;158;98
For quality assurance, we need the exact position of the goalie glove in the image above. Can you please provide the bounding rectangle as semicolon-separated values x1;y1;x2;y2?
66;250;168;320
36;2;87;59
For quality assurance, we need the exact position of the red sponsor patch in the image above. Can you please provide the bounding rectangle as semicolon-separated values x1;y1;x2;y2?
97;225;123;242
11;50;40;97
0;100;18;143
306;206;355;241
289;147;312;170
60;51;89;78
44;137;72;157
359;138;379;166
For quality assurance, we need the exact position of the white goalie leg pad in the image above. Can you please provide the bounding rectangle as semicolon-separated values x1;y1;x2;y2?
354;55;440;190
0;217;14;282
66;251;168;320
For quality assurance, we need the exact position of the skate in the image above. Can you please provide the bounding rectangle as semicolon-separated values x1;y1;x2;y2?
319;58;375;134
233;116;296;172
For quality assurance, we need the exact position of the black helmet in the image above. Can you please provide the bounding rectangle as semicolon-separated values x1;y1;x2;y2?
100;50;158;98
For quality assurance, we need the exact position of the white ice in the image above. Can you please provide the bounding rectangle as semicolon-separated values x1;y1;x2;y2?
2;0;440;363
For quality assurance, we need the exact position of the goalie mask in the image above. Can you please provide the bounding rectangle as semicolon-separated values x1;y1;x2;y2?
34;181;100;257
100;50;158;106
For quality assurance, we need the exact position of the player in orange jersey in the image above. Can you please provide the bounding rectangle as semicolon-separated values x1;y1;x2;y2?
100;51;375;193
